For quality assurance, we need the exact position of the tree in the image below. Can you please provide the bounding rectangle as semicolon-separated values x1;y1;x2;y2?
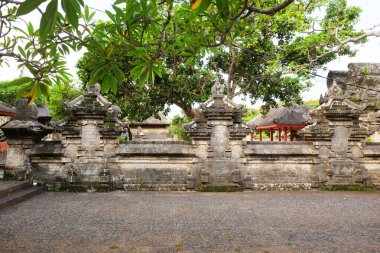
76;53;214;120
1;0;379;118
0;80;45;106
47;82;83;121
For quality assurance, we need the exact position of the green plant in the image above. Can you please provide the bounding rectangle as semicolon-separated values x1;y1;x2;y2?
362;66;370;76
324;185;373;191
139;181;146;188
242;108;260;122
199;185;242;192
53;186;62;192
175;242;183;252
117;136;129;141
109;245;119;250
169;115;191;141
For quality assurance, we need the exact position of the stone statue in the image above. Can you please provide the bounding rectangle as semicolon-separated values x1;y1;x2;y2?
192;108;207;123
211;77;224;97
86;83;101;94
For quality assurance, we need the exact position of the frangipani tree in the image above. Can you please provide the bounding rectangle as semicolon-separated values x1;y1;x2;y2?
0;0;379;119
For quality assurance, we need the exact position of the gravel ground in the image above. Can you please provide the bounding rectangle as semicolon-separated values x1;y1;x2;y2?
0;191;379;253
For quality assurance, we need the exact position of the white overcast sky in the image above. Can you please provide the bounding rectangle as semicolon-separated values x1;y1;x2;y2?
0;0;379;113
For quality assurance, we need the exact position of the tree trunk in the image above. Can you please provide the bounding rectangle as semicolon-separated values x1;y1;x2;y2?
174;102;194;120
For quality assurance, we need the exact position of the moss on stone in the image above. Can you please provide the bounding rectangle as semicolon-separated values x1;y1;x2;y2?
323;185;374;192
199;185;242;192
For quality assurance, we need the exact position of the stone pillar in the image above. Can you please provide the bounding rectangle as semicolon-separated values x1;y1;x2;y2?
57;84;125;183
1;99;52;178
302;64;380;187
184;80;250;190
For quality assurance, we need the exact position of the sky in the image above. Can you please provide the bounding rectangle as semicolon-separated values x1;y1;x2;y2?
0;0;379;115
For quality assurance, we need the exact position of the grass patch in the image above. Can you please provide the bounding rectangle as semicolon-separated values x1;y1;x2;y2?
324;185;374;192
92;184;116;192
62;183;117;193
109;244;119;249
175;242;183;251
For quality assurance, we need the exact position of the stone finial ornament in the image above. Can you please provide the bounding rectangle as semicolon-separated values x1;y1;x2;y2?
86;83;101;94
211;77;224;97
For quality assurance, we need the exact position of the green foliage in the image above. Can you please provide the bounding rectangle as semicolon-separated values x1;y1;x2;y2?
242;108;260;122
0;79;81;120
169;115;190;141
324;185;374;191
303;99;320;109
117;136;129;141
47;83;83;121
0;0;372;117
0;80;44;106
200;185;242;192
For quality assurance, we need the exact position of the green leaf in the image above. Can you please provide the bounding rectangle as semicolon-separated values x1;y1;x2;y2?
88;65;106;85
114;0;126;4
27;22;34;35
62;0;80;29
16;82;38;105
196;0;211;13
18;46;26;58
110;75;117;94
84;5;89;20
130;64;146;80
215;0;229;19
105;10;116;23
16;0;46;16
39;0;58;40
7;77;34;87
102;73;112;93
112;66;125;82
112;5;125;20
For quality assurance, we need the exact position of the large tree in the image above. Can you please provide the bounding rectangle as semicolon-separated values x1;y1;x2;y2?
1;0;379;119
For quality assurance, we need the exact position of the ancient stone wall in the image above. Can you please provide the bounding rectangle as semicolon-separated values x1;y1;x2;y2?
363;143;380;186
110;141;195;190
2;63;380;190
243;142;317;190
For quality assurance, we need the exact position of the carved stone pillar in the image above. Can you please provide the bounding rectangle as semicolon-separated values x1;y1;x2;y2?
1;99;52;178
302;64;379;187
184;80;250;190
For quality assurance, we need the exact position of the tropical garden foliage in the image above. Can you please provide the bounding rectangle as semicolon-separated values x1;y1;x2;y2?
0;0;379;120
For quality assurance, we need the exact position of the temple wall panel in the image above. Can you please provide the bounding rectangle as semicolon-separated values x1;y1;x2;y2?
363;143;380;186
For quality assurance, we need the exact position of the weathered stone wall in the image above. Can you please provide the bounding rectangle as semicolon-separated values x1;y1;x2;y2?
111;141;194;190
243;142;317;190
363;143;380;187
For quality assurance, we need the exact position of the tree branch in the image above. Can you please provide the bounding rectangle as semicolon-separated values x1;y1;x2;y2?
226;46;236;98
247;0;294;16
302;30;380;70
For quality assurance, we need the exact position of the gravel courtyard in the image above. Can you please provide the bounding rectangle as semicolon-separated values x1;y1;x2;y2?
0;191;379;253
